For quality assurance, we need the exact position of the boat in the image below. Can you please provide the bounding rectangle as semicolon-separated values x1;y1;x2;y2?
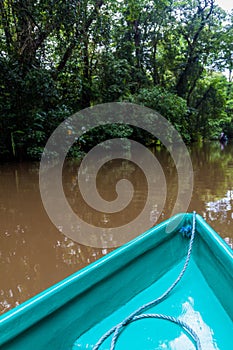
0;212;232;349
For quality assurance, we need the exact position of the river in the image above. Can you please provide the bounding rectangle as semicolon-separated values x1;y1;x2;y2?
0;141;232;315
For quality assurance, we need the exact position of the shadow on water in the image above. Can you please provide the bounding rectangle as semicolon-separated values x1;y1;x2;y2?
0;141;232;314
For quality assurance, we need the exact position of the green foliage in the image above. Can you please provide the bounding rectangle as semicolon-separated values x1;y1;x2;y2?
188;72;229;140
0;0;232;160
130;86;190;142
92;53;133;103
79;124;134;152
221;120;233;139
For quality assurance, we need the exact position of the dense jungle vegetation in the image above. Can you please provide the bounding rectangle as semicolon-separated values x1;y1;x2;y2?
0;0;233;160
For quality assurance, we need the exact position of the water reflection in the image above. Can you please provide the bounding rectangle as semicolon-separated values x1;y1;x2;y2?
205;190;233;229
0;142;233;314
0;163;113;314
206;190;233;215
188;142;233;249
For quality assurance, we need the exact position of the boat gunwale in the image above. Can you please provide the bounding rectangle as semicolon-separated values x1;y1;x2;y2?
195;214;233;268
0;214;182;345
0;213;232;347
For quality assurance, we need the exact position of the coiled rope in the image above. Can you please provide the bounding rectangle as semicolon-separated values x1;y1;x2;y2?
93;211;201;350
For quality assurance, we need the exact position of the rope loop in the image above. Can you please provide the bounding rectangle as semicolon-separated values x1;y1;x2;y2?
93;212;200;350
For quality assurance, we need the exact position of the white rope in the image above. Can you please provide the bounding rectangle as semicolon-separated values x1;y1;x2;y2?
93;212;200;350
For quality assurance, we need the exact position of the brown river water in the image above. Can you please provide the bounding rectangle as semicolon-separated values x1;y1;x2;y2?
0;141;233;315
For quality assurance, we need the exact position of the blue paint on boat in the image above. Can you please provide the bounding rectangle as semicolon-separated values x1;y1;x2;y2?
0;213;232;349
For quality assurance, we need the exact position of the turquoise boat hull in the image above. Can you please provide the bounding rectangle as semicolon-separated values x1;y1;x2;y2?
0;213;232;349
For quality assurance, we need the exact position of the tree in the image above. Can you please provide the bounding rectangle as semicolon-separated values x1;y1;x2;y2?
0;0;105;159
173;0;216;99
0;0;232;160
